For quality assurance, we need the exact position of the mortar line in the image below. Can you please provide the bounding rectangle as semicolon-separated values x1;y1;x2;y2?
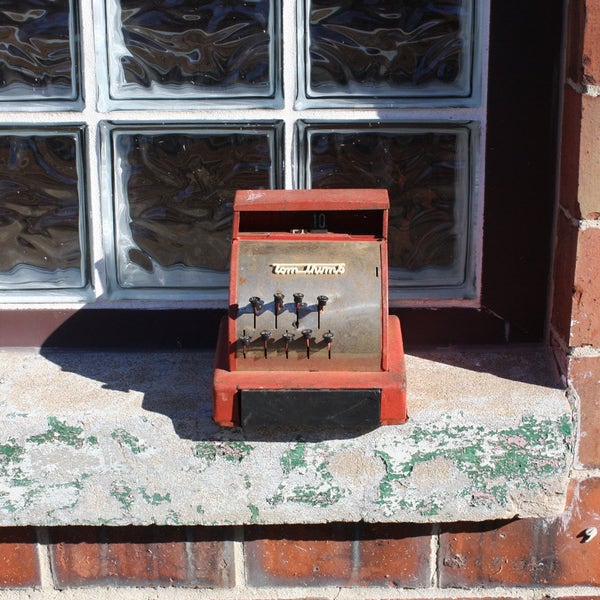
232;525;246;591
351;523;361;585
569;468;600;479
2;583;600;599
430;523;441;588
35;526;54;591
558;204;600;231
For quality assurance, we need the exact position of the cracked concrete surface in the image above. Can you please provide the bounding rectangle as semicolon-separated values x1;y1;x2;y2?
0;346;573;525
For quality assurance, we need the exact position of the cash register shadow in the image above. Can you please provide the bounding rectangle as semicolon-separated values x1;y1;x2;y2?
39;310;379;443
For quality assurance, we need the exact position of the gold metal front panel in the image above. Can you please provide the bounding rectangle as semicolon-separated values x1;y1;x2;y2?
234;239;383;371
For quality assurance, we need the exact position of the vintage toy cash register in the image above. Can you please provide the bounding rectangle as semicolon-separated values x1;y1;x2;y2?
212;189;407;429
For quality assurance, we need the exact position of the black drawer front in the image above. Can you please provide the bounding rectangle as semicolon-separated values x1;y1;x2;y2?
239;388;380;429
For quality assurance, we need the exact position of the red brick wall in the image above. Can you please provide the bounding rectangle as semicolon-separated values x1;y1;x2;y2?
1;481;600;592
551;0;600;472
1;1;599;596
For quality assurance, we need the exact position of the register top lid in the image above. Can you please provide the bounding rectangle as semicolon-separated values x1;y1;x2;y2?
233;189;390;212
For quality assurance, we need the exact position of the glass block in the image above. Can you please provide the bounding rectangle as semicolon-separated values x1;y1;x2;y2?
108;124;282;294
0;1;79;102
106;0;278;103
0;128;87;290
302;0;474;104
297;122;475;298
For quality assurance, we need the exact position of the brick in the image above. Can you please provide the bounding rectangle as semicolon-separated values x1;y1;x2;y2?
50;526;233;588
578;94;600;219
570;355;600;466
550;212;578;344
570;227;600;346
551;218;600;348
0;528;40;588
567;0;600;86
566;0;586;83
439;478;600;587
559;90;600;220
246;524;352;586
582;0;600;86
356;523;432;586
245;523;432;587
559;85;583;217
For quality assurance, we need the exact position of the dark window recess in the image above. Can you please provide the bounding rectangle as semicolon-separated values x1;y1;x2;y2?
397;0;563;346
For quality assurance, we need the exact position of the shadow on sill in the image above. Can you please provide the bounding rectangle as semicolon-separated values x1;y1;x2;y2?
407;344;564;390
38;313;564;443
37;345;380;442
37;344;564;445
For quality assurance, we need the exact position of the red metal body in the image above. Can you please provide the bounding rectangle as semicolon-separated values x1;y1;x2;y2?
212;189;407;428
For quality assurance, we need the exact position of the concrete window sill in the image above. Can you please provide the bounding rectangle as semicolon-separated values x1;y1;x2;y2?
0;346;573;526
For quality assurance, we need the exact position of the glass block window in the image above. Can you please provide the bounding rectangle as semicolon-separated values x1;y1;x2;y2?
0;127;87;292
0;0;80;104
0;1;488;306
298;122;476;299
104;0;280;106
104;123;283;298
299;0;476;107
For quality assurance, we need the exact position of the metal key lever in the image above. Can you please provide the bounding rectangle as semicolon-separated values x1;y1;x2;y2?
239;335;251;359
260;330;271;359
317;295;328;329
282;331;294;359
293;292;304;325
249;296;263;328
273;292;285;328
323;330;334;359
302;329;313;359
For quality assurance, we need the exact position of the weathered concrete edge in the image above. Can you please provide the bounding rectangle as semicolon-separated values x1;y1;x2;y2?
0;347;574;526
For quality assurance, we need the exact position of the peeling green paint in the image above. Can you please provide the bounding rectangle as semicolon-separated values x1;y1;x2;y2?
268;443;347;508
166;509;180;525
316;461;334;482
27;417;96;448
111;429;147;454
0;493;17;513
192;444;217;461
141;489;171;505
281;443;307;474
0;440;30;490
0;440;24;464
268;483;345;508
375;450;403;502
46;480;86;516
376;414;574;514
11;472;33;488
109;484;171;509
560;413;573;439
220;441;253;462
193;441;254;463
248;504;259;523
110;483;134;510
